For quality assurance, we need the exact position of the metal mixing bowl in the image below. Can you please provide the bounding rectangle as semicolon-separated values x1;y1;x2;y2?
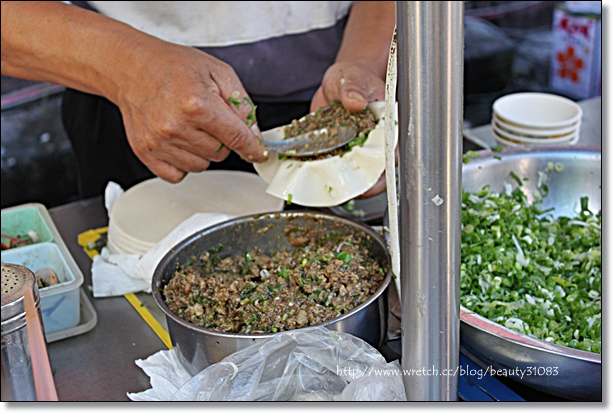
384;145;601;400
461;145;601;401
152;211;392;376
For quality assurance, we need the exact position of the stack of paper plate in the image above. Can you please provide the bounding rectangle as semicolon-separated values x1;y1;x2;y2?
491;92;582;147
107;170;284;255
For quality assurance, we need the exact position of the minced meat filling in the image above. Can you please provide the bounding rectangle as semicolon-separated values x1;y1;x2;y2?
163;225;386;334
281;101;377;160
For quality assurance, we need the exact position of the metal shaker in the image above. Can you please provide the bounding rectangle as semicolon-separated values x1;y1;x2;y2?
1;263;45;401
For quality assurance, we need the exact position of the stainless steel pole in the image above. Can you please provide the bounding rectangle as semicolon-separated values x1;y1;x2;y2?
396;1;463;401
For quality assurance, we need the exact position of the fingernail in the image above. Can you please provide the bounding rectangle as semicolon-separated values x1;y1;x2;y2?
348;91;366;102
262;150;269;158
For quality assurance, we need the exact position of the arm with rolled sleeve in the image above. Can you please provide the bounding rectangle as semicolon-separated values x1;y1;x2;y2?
1;1;267;184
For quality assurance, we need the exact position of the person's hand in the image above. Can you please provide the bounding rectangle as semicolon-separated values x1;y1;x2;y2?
311;61;388;199
1;1;268;185
310;61;385;113
115;40;268;183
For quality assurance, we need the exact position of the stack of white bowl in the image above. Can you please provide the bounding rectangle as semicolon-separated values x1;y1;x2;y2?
491;92;582;147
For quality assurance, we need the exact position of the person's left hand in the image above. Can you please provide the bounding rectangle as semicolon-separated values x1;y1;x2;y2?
311;61;385;113
311;61;388;198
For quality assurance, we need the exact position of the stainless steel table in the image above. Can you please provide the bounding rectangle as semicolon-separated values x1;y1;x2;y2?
46;197;167;401
42;197;528;402
36;95;603;400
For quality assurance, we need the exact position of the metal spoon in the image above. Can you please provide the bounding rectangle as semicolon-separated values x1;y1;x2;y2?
262;126;357;157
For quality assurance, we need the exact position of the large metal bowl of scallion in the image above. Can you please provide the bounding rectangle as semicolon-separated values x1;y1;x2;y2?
459;145;601;401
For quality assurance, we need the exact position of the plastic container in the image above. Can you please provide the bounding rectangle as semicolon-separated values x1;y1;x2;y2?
549;2;601;100
1;203;85;337
1;243;83;335
1;203;55;249
45;289;97;343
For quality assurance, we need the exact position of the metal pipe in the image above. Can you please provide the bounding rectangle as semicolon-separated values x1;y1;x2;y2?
396;1;463;401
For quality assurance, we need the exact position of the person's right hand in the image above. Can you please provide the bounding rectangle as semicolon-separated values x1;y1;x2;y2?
1;1;267;184
112;40;268;183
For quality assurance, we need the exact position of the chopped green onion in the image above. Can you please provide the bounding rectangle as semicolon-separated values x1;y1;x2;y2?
277;267;290;280
337;251;353;263
228;96;241;107
343;200;356;212
509;171;523;186
461;181;601;353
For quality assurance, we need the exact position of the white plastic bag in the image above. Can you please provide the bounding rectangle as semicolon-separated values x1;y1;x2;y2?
130;326;406;401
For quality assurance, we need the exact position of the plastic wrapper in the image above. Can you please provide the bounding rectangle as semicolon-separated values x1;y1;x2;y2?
129;326;406;401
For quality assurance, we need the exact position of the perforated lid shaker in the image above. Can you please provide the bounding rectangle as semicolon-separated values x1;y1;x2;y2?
1;263;42;401
2;263;41;332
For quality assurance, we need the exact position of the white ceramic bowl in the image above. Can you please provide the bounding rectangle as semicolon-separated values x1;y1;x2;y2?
492;132;520;148
492;92;582;129
492;125;579;147
491;121;579;144
492;114;580;138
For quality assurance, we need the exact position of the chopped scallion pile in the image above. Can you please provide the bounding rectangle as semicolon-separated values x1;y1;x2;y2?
461;177;601;353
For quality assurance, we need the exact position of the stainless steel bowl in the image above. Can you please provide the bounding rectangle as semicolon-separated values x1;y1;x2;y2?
461;146;601;401
383;146;601;400
152;211;392;376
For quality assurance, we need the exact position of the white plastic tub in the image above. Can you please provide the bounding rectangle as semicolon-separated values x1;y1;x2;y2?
1;242;83;335
1;203;85;336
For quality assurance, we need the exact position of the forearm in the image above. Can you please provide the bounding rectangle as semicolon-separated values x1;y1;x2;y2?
335;1;395;80
1;1;162;105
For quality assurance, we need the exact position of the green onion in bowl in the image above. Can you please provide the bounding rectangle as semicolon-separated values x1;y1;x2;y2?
460;181;601;353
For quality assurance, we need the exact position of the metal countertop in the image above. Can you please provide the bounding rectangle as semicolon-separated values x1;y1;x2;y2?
39;106;602;400
46;197;166;401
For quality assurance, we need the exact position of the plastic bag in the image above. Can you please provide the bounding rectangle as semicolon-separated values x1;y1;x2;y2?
163;327;406;401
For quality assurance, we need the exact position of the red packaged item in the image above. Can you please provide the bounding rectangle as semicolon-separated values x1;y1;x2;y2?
549;2;601;100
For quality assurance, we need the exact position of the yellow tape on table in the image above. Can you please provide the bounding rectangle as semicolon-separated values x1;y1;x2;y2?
124;293;172;350
77;226;108;259
77;227;172;349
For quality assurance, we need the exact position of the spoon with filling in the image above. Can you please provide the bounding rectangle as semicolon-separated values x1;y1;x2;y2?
262;125;357;157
